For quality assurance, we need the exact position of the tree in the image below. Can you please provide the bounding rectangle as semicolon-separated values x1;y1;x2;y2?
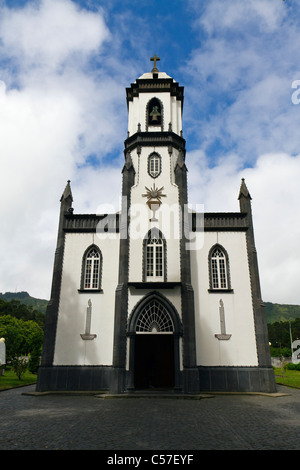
0;315;43;364
0;298;45;328
28;330;43;373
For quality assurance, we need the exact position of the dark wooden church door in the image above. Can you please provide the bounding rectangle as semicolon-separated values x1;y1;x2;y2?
134;334;174;389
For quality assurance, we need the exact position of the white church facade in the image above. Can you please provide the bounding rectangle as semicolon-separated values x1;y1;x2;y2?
36;58;276;394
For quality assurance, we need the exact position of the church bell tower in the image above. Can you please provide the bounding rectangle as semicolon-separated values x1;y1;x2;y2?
112;56;198;393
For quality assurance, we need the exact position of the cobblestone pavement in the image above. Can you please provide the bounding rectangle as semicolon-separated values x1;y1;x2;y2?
0;384;300;451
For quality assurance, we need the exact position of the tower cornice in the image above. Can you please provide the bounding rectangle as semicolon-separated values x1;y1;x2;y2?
124;131;186;154
126;78;184;109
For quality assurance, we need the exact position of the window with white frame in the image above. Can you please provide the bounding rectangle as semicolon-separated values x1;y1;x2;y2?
83;247;101;290
148;153;161;178
210;245;229;290
146;232;164;280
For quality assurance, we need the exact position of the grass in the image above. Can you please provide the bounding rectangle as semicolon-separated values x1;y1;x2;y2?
0;368;37;391
274;367;300;388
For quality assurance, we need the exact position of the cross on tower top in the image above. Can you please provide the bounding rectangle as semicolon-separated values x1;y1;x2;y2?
150;54;160;72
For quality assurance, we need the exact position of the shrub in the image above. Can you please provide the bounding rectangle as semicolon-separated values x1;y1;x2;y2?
285;362;300;371
28;350;41;374
11;357;28;380
270;346;292;358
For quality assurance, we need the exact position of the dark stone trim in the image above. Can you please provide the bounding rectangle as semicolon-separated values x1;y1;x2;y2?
197;366;277;393
192;212;248;232
35;365;277;394
64;213;120;233
204;227;248;232
175;151;198;392
77;289;103;293
208;289;234;293
111;153;136;394
239;191;274;371
64;210;247;234
205;212;247;218
128;282;181;289
126;78;184;109
38;191;72;371
124;131;186;154
36;366;114;392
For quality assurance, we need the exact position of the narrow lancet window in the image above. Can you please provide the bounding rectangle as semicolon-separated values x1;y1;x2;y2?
83;247;101;290
144;230;166;281
209;245;230;290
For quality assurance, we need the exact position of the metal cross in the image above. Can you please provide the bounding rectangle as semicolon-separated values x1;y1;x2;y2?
150;54;160;72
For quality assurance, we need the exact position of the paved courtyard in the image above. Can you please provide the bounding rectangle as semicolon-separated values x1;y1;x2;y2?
0;384;299;451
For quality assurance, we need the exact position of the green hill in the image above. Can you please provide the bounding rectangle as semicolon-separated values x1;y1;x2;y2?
0;291;48;314
264;302;300;324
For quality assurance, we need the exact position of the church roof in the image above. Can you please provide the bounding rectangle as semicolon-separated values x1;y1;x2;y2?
138;71;174;81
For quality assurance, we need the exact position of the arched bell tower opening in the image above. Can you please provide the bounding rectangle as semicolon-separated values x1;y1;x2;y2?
146;97;163;130
127;293;182;391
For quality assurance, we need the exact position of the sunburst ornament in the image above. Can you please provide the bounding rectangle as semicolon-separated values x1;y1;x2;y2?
142;183;166;221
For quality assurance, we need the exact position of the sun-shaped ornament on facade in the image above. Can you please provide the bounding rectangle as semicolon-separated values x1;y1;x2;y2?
142;183;166;221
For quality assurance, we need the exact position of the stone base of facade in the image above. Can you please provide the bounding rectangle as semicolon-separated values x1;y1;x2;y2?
36;366;114;392
198;366;277;393
36;365;277;394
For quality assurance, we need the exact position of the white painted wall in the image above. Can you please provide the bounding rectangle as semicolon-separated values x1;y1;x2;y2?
128;145;182;283
53;232;119;366
191;231;258;367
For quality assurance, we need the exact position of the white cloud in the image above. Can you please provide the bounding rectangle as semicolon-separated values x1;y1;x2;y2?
0;0;124;299
0;0;109;71
184;0;300;159
200;0;285;34
187;150;300;305
181;0;300;305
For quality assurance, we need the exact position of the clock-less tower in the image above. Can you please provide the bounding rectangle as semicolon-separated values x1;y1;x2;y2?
111;56;198;393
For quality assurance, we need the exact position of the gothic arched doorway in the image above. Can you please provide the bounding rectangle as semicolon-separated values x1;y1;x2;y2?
127;293;182;391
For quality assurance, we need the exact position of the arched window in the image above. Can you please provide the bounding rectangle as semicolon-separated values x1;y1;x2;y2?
148;152;161;178
209;245;231;290
144;229;166;281
135;299;174;333
80;245;102;291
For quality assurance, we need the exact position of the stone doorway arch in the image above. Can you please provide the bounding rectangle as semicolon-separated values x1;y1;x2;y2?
127;292;182;391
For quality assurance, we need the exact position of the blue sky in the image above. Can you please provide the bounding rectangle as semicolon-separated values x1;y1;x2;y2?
0;0;300;304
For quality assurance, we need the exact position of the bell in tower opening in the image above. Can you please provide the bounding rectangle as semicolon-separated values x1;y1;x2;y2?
148;97;162;127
